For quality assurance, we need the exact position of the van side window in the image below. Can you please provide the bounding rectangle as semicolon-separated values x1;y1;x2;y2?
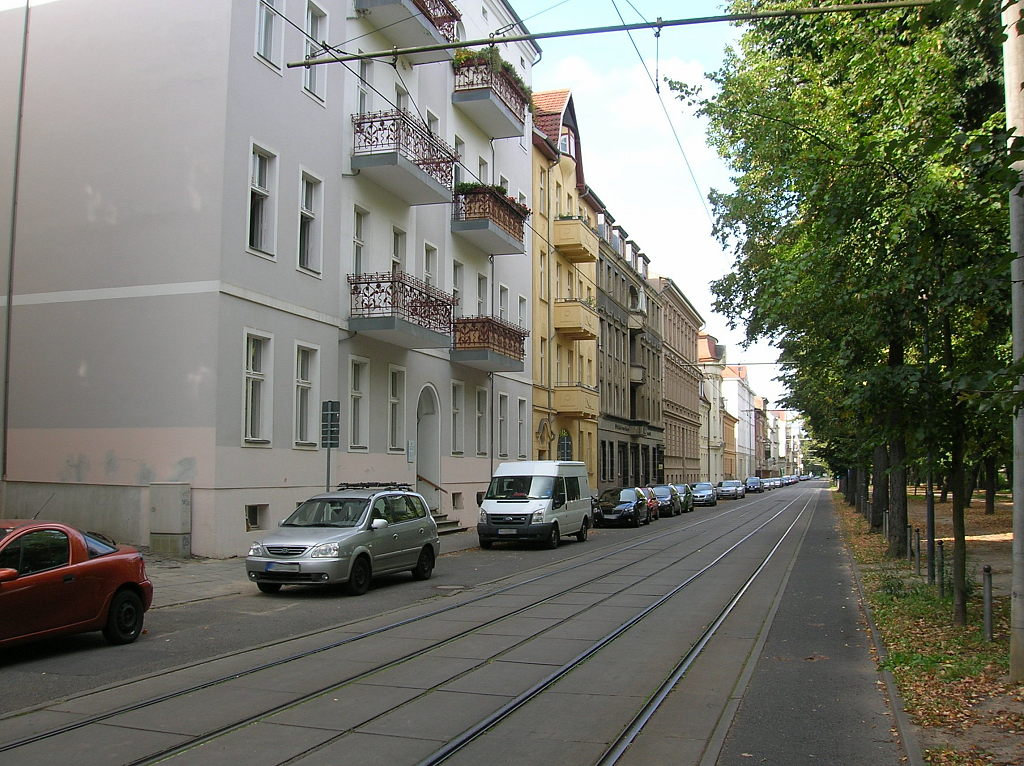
553;476;567;504
564;476;581;501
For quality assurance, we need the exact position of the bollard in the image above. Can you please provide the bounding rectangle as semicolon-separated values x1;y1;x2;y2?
906;525;912;561
983;565;993;642
937;540;945;599
883;508;889;539
914;528;921;577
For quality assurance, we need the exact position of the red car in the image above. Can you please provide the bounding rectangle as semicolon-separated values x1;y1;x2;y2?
0;519;153;648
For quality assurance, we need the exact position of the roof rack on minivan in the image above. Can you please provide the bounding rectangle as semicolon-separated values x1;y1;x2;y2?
334;481;413;491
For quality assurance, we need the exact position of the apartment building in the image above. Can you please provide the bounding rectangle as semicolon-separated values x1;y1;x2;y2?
1;0;539;556
529;90;599;482
650;275;703;485
594;212;665;493
723;365;756;479
698;332;727;483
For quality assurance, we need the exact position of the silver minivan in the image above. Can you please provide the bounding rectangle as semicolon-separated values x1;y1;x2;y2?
246;483;440;596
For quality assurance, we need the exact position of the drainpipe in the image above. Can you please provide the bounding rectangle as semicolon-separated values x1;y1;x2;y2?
3;2;31;482
545;157;558;459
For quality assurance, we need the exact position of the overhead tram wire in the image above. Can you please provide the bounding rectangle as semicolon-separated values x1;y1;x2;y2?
608;0;714;226
289;1;934;68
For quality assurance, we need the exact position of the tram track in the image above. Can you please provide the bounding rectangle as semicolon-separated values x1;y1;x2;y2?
1;490;814;766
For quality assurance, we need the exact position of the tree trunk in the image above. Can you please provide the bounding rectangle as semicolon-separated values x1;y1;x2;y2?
871;444;889;533
984;455;997;515
943;316;968;625
964;462;980;507
888;438;908;557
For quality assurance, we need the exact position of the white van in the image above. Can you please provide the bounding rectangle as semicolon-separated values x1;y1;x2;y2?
477;461;592;549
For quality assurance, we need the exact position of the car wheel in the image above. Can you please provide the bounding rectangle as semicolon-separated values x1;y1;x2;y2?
257;582;282;594
411;547;435;580
575;518;589;542
631;511;641;528
344;556;371;596
102;589;145;645
479;538;493;549
545;523;560;549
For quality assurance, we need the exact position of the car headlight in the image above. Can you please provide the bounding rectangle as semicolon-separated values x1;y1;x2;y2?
479;510;487;524
248;542;265;557
531;511;545;524
310;541;341;558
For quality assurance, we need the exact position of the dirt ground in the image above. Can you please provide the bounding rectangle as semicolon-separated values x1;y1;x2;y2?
898;490;1022;765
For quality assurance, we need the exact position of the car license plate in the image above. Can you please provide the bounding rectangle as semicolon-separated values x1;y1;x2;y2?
497;529;517;535
266;562;300;572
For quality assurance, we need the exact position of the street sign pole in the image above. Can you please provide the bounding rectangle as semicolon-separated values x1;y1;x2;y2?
321;400;340;492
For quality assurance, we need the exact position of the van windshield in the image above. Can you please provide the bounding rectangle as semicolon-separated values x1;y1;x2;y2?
485;475;555;500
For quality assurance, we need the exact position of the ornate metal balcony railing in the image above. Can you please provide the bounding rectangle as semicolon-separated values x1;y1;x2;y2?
453;59;529;123
348;271;455;335
352;109;458;189
453;187;528;242
414;0;460;43
453;315;529;360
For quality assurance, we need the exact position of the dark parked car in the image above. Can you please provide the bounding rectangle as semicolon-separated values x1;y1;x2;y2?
744;476;764;493
692;482;718;507
672;484;695;513
651;484;683;516
0;519;154;648
594;487;650;527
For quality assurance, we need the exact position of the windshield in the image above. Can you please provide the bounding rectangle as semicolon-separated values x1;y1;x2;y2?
693;483;713;491
282;498;368;527
600;488;637;503
485;475;555;500
652;486;673;498
722;480;742;487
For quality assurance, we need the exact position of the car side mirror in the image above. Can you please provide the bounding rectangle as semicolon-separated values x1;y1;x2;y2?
0;568;18;583
371;518;389;530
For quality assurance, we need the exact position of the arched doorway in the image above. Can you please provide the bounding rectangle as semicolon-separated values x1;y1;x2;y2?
416;386;442;512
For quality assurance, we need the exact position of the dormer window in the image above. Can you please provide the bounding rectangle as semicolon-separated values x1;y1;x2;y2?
558;127;576;158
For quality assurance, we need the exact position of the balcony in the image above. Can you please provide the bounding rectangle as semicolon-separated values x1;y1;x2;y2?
450;315;529;372
353;0;460;65
347;271;454;349
452;53;529;138
451;185;528;255
553;381;599;418
553;298;598;340
553;216;599;263
629;362;646;385
351;110;457;205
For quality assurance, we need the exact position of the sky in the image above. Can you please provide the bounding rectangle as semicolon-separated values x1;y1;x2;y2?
507;0;790;408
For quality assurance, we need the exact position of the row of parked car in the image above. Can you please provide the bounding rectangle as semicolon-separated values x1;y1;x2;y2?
592;483;696;527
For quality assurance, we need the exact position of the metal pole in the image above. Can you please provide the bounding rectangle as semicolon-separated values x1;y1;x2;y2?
915;528;921;577
906;524;912;562
1003;0;1024;681
984;565;993;643
938;540;945;599
326;444;331;492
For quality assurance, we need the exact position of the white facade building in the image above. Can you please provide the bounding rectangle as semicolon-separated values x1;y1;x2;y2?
722;365;755;479
1;0;539;556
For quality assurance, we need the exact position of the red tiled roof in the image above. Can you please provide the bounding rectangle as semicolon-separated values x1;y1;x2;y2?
532;89;570;143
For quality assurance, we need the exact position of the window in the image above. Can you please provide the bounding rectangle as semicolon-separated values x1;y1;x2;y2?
245;332;272;443
357;58;371;113
0;529;69;575
451;381;464;455
349;357;369;450
245;504;267;532
477;274;488;316
423;243;437;287
539;337;547;385
352;207;367;275
557;429;573;461
517;398;528;458
518;296;527;327
475;387;488;455
249;146;275;255
298;173;321;273
454;137;465;184
498;174;509;194
555;182;562;215
388;365;406;451
303;4;326;98
392;228;406;273
478;157;489;185
256;0;280;66
538;171;546;215
427;110;439;136
395;85;409;111
498;393;509;457
539;252;547;299
452;261;463;317
294;345;318;446
498;285;509;321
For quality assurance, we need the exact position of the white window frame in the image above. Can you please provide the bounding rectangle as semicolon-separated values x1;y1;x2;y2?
303;3;327;99
423;242;437;287
498;284;509;322
248;143;277;258
451;380;464;455
255;0;283;69
349;356;369;451
518;295;527;328
477;274;488;316
498;392;509;458
452;261;464;318
475;387;488;456
357;57;371;114
388;365;406;453
293;343;319;447
392;227;406;273
352;206;367;275
298;171;322;275
517;397;528;458
244;330;273;445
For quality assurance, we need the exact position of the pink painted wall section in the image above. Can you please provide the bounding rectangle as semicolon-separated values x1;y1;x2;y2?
7;428;216;486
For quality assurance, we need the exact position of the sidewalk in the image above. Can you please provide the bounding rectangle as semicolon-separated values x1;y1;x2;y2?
141;529;482;608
